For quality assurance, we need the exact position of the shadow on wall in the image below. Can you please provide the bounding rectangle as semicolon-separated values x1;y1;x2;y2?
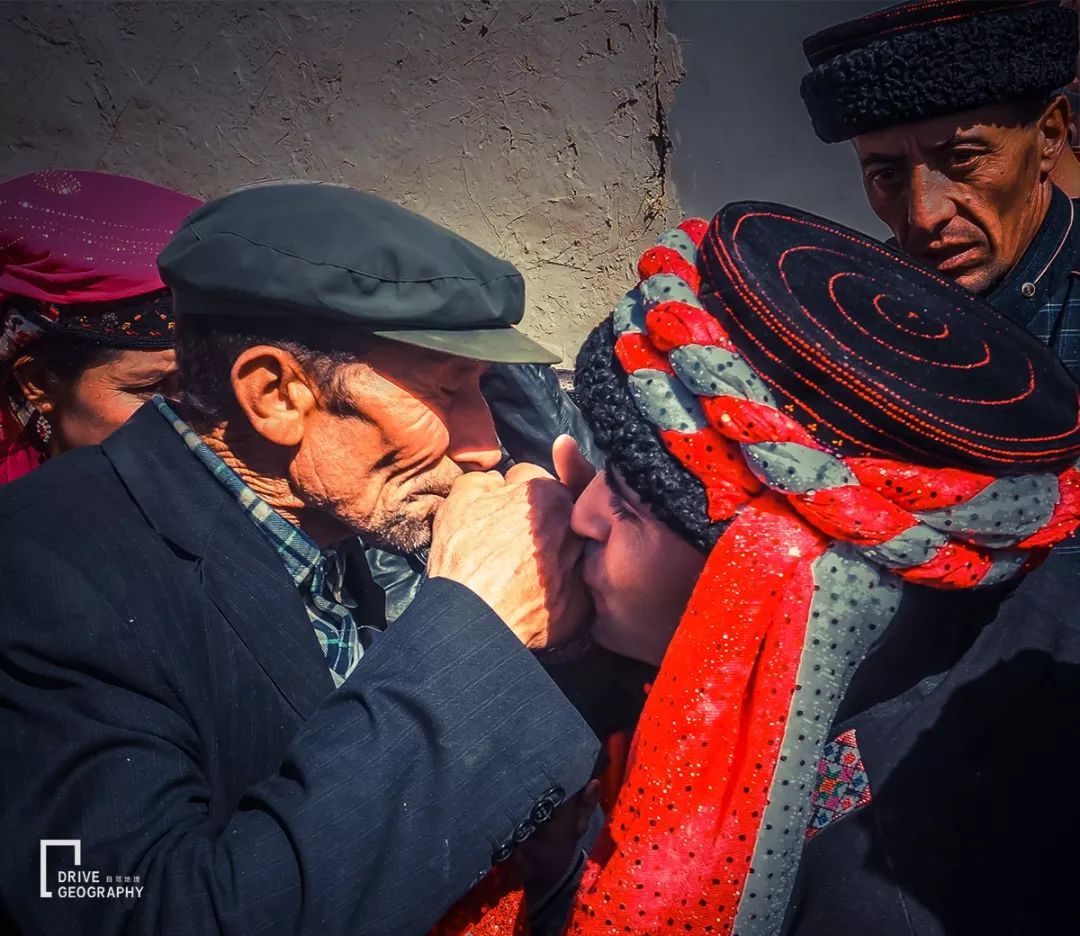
666;0;891;236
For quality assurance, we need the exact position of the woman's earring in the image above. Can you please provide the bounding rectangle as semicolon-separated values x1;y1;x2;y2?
33;409;52;444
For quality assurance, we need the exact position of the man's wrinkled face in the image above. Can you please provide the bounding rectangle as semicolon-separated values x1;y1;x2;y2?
291;342;501;552
570;468;705;666
855;101;1060;294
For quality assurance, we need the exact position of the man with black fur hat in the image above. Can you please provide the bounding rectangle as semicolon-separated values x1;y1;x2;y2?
801;0;1080;384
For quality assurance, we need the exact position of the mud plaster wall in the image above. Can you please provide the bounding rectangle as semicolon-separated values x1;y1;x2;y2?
0;0;683;360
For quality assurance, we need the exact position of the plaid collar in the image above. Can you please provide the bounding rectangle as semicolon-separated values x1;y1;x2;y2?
152;396;324;589
988;186;1078;329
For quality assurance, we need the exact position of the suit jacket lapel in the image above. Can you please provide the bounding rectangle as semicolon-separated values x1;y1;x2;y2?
200;518;334;718
103;403;334;718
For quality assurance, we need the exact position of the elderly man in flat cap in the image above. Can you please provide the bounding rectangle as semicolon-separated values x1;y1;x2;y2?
0;183;601;936
802;0;1080;382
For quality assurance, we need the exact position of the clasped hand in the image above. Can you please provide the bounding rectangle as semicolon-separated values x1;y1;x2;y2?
427;436;596;648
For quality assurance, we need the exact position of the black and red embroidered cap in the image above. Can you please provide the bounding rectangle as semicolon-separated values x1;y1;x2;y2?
576;200;1080;553
801;0;1078;143
696;201;1080;474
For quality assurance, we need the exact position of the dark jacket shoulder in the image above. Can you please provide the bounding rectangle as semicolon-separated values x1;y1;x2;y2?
0;403;600;936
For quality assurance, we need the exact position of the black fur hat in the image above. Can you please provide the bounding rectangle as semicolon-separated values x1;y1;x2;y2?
801;0;1078;143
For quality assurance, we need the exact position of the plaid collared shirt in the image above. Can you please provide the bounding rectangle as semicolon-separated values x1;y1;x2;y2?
988;187;1080;381
154;396;366;686
987;187;1080;554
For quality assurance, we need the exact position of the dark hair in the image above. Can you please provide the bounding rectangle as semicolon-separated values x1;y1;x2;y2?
1009;91;1061;127
29;336;122;389
573;318;723;553
175;314;370;427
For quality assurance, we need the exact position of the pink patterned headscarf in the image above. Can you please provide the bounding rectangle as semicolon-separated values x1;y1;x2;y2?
0;170;201;483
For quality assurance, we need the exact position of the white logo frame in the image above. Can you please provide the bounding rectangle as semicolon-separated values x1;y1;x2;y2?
39;839;81;898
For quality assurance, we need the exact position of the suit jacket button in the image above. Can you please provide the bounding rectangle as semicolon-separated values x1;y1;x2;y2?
513;819;536;843
493;841;515;863
531;799;555;825
541;786;565;807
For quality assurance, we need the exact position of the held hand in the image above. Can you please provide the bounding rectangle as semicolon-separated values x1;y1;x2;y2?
428;463;591;649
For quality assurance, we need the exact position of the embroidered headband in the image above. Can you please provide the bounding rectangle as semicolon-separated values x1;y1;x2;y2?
0;291;178;361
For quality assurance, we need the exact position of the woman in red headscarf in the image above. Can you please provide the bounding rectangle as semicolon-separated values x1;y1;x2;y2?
435;202;1080;936
0;169;200;482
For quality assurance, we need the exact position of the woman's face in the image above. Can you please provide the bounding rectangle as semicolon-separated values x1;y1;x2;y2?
571;468;706;665
50;348;178;452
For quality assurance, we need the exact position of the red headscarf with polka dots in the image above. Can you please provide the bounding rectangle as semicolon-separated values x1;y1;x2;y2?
435;203;1080;936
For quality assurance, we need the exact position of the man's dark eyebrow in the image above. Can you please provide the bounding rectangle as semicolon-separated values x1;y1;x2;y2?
930;130;989;152
859;151;902;169
859;132;989;169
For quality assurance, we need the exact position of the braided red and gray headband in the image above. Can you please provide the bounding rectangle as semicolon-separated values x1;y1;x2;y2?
614;218;1080;588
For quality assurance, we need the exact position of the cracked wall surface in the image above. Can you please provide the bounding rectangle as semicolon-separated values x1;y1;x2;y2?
0;0;683;359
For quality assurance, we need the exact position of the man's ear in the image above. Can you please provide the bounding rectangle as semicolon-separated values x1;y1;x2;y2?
10;354;56;416
1038;94;1071;178
575;778;603;837
230;345;317;447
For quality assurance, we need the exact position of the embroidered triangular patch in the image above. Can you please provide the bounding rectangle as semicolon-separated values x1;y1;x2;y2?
805;727;872;840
